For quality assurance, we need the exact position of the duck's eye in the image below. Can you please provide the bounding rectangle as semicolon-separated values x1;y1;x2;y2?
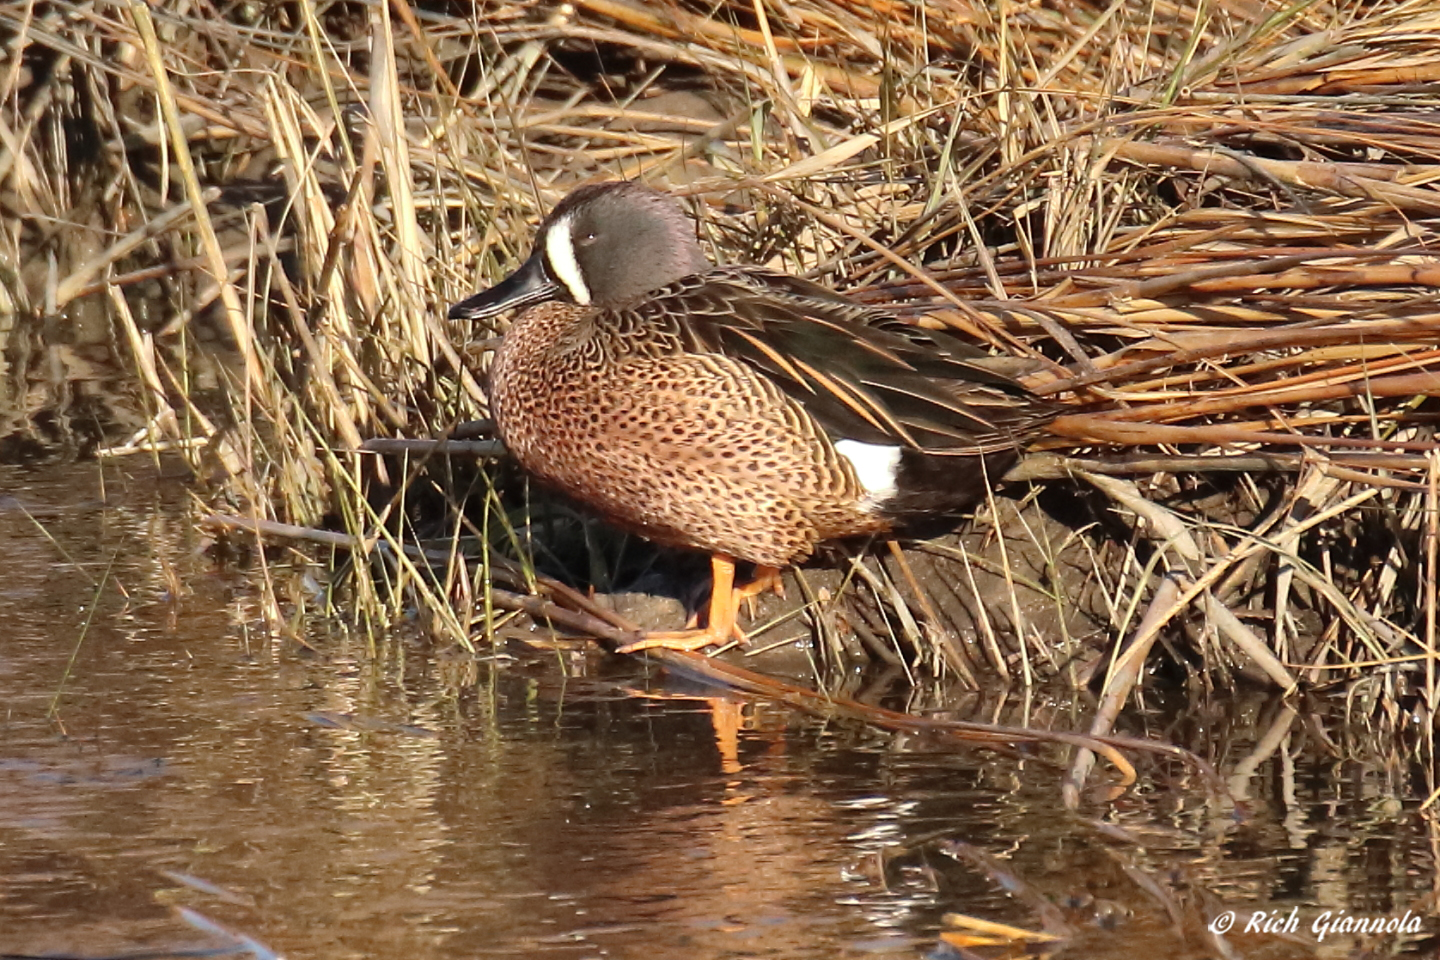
577;231;598;245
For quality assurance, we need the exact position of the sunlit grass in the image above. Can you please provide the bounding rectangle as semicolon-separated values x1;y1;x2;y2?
0;0;1435;761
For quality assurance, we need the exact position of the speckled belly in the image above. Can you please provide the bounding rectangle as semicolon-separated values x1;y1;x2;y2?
490;351;888;568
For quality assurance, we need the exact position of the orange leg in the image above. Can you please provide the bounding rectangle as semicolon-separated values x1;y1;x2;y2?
620;554;781;654
736;564;785;618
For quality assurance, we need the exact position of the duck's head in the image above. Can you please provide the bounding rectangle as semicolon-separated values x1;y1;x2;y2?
449;181;711;321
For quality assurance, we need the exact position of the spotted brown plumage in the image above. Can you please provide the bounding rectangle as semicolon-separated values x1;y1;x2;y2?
450;181;1060;653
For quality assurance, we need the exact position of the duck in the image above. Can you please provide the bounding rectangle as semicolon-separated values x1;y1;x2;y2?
449;181;1060;654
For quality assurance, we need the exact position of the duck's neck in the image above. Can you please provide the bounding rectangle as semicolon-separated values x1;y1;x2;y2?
488;303;584;451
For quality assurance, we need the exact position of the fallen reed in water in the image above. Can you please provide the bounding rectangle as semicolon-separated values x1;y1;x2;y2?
2;0;1437;744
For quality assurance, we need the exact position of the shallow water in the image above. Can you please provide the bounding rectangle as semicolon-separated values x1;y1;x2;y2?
0;459;1434;959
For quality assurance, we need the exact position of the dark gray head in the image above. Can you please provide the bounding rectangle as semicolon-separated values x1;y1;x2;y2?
449;181;711;321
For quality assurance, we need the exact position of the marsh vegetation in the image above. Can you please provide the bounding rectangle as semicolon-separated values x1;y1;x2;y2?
2;0;1439;951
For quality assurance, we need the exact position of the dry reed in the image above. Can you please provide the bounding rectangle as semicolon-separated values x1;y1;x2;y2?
2;0;1437;761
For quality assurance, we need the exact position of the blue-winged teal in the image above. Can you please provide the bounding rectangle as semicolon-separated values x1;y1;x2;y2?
450;181;1059;653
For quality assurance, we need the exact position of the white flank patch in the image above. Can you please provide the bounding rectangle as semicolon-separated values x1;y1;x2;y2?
544;214;591;305
835;439;901;504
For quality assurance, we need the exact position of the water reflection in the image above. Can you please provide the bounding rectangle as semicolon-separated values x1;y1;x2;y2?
0;459;1434;959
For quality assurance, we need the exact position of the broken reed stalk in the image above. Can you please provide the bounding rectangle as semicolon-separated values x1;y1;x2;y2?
205;510;1223;808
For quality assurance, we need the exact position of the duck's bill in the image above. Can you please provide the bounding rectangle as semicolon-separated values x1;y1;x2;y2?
448;251;559;321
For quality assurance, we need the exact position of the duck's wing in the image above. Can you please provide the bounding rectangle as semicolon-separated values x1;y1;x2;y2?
609;267;1057;454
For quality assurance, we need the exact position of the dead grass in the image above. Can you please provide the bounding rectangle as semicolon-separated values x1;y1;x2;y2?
2;0;1437;759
